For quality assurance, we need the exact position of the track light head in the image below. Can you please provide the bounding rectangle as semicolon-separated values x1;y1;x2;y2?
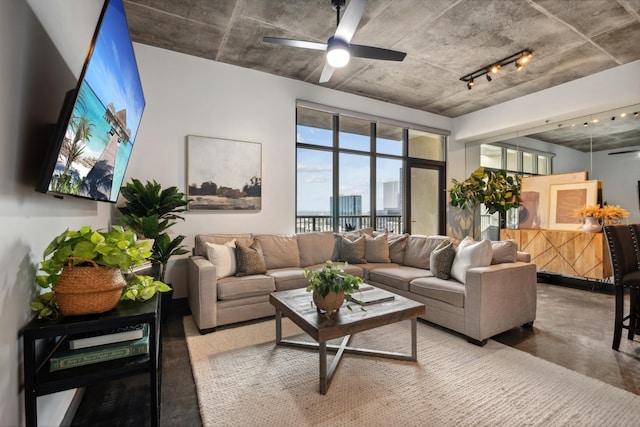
460;49;532;91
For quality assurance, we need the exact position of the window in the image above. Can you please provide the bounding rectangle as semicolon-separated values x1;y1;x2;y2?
296;103;448;234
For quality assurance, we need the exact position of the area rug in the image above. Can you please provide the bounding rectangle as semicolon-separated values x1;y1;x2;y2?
184;316;640;426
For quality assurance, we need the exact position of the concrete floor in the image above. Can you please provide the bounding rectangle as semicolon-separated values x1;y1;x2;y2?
71;282;640;426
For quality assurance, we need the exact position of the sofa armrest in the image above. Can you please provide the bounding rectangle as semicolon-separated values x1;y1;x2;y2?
464;262;537;342
516;251;531;263
187;255;219;331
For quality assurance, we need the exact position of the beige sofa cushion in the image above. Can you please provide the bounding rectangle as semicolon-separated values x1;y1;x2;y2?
491;239;518;264
365;234;391;263
368;266;431;292
194;233;253;257
254;234;300;270
388;233;409;264
296;232;335;267
410;277;465;308
217;275;275;300
403;235;451;269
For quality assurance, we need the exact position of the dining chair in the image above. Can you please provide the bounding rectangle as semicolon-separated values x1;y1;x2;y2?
603;224;640;351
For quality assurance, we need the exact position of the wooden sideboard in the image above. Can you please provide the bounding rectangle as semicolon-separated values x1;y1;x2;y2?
500;228;612;279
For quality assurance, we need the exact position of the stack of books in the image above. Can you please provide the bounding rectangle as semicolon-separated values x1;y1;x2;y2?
50;324;150;371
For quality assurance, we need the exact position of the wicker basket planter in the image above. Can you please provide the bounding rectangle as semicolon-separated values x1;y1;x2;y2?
53;258;126;316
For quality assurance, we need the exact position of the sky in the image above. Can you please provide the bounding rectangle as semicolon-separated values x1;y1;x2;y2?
296;125;402;214
84;0;145;143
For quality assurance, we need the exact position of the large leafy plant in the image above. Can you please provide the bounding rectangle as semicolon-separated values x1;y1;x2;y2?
31;226;170;319
448;167;520;237
118;179;189;282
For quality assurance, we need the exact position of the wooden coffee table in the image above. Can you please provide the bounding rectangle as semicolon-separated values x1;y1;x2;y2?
269;285;425;394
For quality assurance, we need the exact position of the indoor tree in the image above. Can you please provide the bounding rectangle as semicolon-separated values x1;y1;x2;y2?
448;167;520;238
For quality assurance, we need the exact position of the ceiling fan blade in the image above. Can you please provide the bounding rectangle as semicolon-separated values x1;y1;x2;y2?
350;44;407;61
319;63;336;83
335;0;367;43
263;37;327;51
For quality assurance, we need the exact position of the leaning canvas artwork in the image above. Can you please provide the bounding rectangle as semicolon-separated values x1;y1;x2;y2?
186;135;262;210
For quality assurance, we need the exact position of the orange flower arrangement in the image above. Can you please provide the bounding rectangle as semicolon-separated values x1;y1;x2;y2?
574;204;629;222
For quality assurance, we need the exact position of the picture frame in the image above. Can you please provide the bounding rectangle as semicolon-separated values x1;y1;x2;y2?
186;135;262;211
548;180;599;230
519;172;588;229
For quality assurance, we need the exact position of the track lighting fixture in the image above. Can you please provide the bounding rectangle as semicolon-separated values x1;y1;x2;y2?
460;49;532;90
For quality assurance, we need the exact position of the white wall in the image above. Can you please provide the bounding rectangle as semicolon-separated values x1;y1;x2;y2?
128;43;452;297
593;146;640;224
2;0;107;425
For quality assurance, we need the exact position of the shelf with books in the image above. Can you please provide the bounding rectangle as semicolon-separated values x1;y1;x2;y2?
23;295;160;427
51;324;150;371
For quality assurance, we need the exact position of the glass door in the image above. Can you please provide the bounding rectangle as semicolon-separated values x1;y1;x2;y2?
408;163;444;235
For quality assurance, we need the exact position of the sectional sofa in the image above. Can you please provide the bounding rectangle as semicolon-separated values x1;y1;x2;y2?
187;231;537;344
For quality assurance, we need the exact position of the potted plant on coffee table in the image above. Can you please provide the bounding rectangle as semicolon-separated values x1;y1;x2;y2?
31;226;170;319
303;260;364;319
117;179;189;317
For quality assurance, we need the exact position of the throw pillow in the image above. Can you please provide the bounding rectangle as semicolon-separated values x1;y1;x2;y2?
430;240;456;280
338;235;367;264
491;239;518;264
365;233;391;263
450;237;493;284
235;240;267;276
205;241;237;278
387;233;409;264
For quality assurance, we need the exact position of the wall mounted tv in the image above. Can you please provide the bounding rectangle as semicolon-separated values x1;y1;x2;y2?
35;0;145;203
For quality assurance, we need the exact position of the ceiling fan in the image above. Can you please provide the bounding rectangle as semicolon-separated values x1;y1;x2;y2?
263;0;406;83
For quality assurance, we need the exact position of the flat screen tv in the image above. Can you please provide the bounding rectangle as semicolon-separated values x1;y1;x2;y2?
36;0;145;202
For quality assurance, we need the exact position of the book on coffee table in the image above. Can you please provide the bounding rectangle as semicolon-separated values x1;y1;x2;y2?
351;289;395;305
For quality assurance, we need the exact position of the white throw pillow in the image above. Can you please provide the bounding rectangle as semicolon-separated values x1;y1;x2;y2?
450;237;493;284
205;241;237;278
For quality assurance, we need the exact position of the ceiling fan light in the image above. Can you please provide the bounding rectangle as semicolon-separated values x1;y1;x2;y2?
327;37;350;68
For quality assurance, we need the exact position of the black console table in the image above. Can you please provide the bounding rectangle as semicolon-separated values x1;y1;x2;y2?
23;295;161;427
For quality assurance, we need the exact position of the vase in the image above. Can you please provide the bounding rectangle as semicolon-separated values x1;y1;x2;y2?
581;216;602;233
313;289;345;317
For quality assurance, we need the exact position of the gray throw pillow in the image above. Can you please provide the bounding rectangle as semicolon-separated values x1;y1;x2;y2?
430;240;456;280
339;235;367;264
235;240;267;276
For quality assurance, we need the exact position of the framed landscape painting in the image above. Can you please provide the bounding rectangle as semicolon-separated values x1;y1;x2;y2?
548;180;599;230
186;135;262;211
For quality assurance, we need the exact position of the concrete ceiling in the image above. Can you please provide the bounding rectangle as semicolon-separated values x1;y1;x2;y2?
123;0;640;150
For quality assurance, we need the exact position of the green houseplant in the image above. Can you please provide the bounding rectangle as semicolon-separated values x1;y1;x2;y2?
448;167;520;238
117;179;189;283
303;261;364;319
31;226;170;319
